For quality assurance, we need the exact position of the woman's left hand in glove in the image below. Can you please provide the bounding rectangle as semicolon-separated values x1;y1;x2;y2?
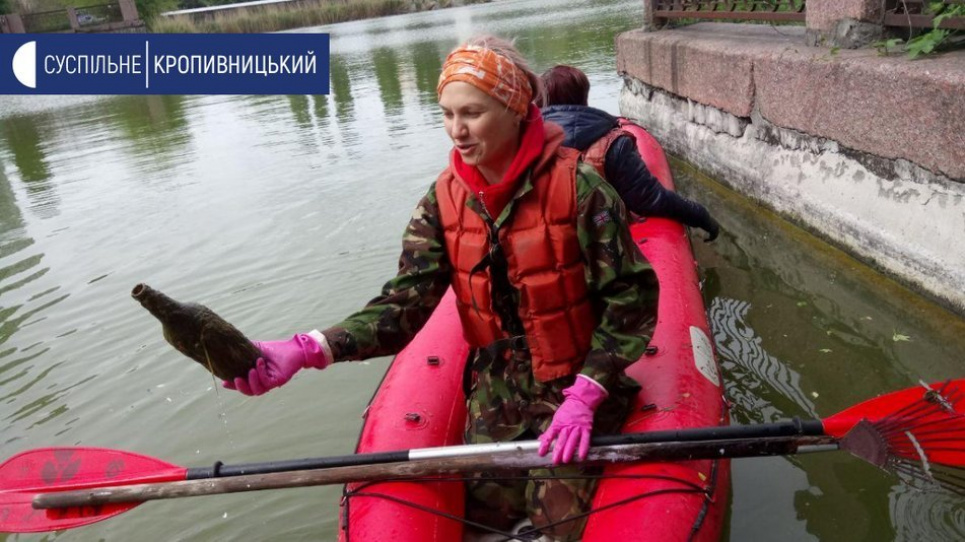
537;375;608;465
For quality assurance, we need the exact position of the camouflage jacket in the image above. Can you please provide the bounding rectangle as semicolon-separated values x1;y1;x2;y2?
322;161;658;396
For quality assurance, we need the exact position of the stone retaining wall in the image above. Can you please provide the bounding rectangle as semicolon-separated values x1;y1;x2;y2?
616;23;965;315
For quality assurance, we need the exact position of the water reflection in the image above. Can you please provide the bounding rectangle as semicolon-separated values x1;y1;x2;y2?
287;94;313;129
890;488;965;541
312;93;328;119
793;454;897;541
710;296;818;421
0;115;59;219
0;161;25;235
0;155;64;452
516;12;632;66
330;55;355;121
371;47;404;116
101;95;192;174
678;162;965;540
285;94;336;156
410;41;445;105
0;116;52;184
0;0;961;540
237;94;287;124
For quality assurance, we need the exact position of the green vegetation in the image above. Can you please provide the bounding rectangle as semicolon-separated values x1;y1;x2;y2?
906;2;964;58
876;2;965;59
135;0;179;21
177;0;253;7
4;0;252;13
149;0;487;33
8;0;103;12
0;0;486;32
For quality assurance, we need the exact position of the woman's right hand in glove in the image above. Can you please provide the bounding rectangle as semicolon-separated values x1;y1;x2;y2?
223;331;331;396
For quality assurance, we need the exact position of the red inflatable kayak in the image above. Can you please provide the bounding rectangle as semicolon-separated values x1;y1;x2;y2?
339;121;730;542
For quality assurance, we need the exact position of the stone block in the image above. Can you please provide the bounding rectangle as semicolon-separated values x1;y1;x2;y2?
618;24;802;118
1;14;25;33
619;79;965;315
66;7;80;31
617;22;965;180
806;0;882;32
806;0;884;48
755;48;965;180
119;0;140;23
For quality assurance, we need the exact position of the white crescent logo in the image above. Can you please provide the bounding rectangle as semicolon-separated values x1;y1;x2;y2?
12;41;36;89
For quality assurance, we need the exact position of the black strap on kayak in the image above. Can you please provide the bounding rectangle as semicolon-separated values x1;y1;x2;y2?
340;470;715;542
689;451;720;540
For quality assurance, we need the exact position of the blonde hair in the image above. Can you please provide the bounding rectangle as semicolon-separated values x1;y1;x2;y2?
461;35;543;108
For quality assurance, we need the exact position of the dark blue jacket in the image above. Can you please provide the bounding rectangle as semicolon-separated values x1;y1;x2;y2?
542;105;718;238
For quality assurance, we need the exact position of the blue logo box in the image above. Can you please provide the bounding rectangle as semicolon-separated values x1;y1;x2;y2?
0;34;330;95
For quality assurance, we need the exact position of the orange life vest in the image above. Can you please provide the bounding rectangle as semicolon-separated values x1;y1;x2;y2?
580;127;635;178
435;137;596;383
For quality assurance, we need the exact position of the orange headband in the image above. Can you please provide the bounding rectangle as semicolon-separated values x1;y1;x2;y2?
436;45;533;118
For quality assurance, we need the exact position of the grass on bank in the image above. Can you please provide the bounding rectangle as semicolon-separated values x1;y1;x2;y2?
149;0;487;33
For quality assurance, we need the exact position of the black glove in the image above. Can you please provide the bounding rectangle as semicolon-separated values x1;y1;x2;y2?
692;205;720;242
701;214;720;242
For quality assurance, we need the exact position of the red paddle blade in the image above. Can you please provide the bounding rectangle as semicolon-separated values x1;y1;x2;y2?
823;379;965;439
0;447;186;533
832;380;965;495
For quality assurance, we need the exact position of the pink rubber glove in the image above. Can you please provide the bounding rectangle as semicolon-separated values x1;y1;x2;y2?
223;332;331;396
538;375;608;465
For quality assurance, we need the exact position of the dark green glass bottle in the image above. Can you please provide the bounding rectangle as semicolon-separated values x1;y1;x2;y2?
132;283;260;381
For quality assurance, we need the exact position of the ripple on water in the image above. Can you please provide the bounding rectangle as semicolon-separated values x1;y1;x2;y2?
0;94;109;120
710;296;818;421
890;484;965;540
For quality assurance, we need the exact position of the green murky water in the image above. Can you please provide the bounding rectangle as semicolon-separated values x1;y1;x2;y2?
677;161;965;541
1;0;963;539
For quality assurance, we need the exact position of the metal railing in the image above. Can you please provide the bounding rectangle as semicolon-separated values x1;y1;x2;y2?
20;9;72;32
19;3;125;33
652;0;807;23
76;3;124;27
884;0;965;30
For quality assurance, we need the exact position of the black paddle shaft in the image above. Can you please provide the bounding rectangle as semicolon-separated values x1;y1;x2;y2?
187;450;409;479
185;418;825;480
594;418;825;447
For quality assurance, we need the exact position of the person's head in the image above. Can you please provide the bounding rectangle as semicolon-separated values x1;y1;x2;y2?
539;65;590;107
436;35;541;175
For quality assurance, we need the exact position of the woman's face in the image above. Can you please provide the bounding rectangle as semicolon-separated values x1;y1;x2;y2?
439;81;521;176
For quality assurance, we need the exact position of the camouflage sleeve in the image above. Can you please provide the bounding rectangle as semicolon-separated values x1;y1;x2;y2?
575;163;659;390
321;183;451;361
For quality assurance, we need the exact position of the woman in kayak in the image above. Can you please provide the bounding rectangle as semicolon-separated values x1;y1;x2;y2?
540;65;720;240
222;36;657;540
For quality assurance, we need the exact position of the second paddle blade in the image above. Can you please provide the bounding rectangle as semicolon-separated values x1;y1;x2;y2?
0;446;187;533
